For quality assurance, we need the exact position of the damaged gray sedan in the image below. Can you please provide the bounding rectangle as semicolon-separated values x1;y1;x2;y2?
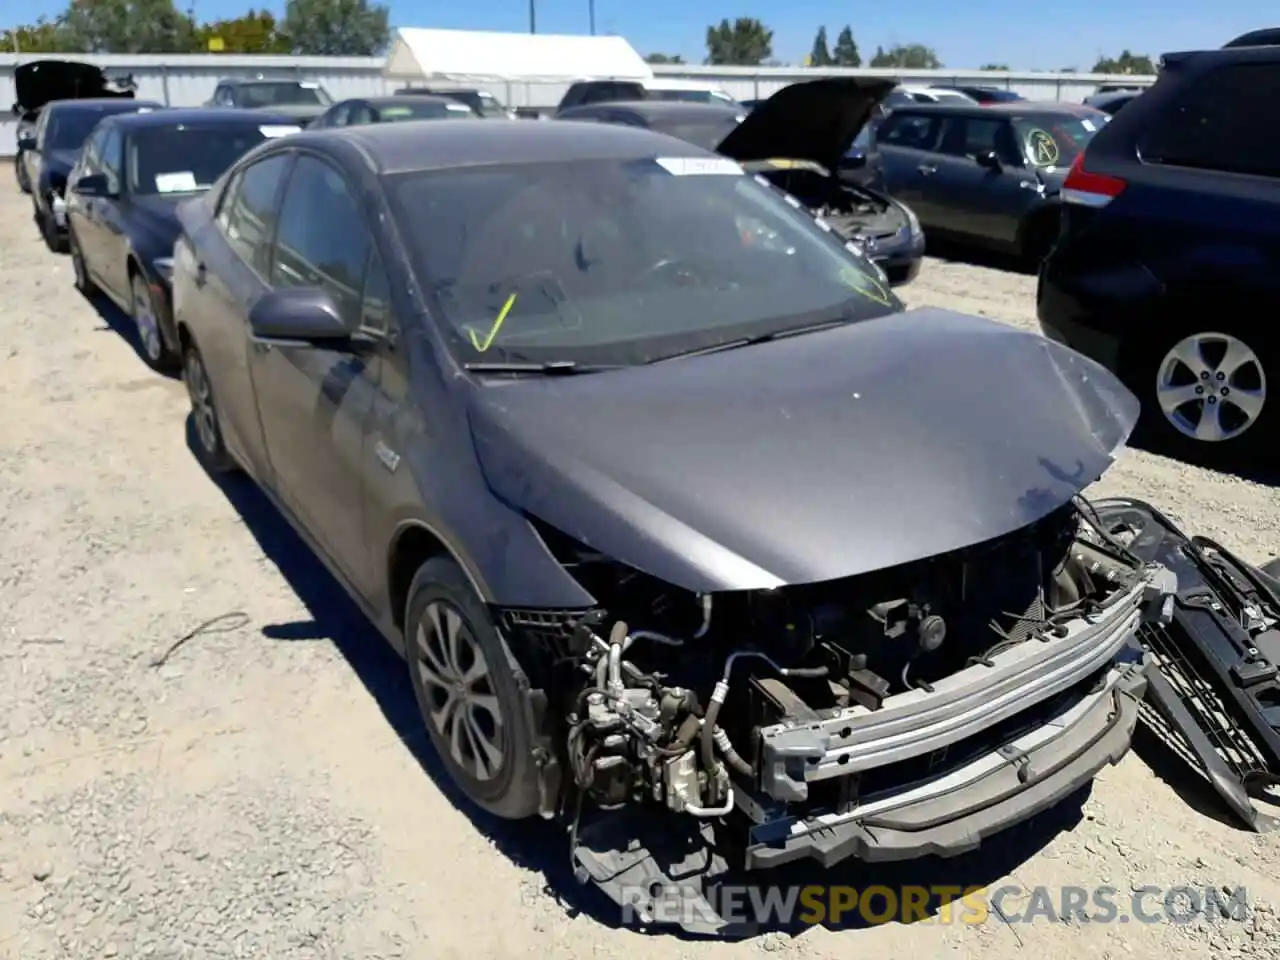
173;119;1177;934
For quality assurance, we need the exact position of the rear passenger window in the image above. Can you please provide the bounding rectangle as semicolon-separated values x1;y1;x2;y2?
878;113;941;151
1141;63;1280;178
271;155;370;326
220;153;291;275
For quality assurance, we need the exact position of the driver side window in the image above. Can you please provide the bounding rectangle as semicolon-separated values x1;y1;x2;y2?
99;129;124;194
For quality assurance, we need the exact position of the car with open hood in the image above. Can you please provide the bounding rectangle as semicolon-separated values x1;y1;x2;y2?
11;58;136;194
64;108;302;372
20;97;164;252
558;78;926;285
170;118;1176;934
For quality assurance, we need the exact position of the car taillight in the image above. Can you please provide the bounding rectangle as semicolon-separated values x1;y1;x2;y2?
1061;153;1126;207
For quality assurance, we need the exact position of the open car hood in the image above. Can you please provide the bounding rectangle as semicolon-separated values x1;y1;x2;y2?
715;77;896;174
13;59;134;117
469;307;1140;594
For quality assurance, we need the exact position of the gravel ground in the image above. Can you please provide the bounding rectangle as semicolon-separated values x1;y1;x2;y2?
1;178;1279;960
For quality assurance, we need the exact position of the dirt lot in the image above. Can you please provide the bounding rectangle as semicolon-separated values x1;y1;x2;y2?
2;176;1279;960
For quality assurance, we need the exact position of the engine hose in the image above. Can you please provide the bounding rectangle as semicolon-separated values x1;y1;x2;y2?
700;680;730;802
713;725;754;778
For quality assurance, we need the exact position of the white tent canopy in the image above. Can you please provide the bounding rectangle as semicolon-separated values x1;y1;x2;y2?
385;28;654;84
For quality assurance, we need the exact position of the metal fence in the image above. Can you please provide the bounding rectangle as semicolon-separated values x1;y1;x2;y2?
0;52;1158;156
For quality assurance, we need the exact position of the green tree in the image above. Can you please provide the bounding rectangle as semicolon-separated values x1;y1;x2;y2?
979;62;1010;71
645;52;684;64
1091;49;1155;74
194;9;291;53
832;26;860;66
704;17;773;66
869;43;941;69
1;17;76;53
281;0;390;56
808;26;831;66
59;0;195;53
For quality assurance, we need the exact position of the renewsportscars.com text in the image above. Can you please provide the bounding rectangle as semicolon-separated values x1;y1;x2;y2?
622;883;1251;928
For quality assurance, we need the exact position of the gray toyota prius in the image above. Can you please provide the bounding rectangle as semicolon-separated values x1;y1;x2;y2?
170;118;1171;929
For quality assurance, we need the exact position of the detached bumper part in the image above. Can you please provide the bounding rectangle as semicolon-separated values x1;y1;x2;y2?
747;658;1146;869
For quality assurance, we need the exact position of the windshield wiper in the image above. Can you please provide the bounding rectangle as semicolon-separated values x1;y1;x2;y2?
463;361;619;376
649;316;856;364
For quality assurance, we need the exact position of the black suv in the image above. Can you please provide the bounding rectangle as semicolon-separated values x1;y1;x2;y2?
1038;42;1280;464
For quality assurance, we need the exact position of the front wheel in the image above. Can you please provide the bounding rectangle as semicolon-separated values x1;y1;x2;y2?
405;556;542;820
183;338;237;474
1123;325;1275;465
131;272;178;373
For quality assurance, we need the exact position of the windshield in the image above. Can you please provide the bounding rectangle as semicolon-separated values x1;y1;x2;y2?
236;82;329;108
652;115;743;151
476;93;508;117
48;108;133;150
389;157;900;367
127;123;276;195
1014;113;1108;168
649;88;740;108
379;101;475;122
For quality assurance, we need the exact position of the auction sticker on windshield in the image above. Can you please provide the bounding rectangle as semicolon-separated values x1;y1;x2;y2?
259;124;301;138
154;171;198;193
655;156;744;176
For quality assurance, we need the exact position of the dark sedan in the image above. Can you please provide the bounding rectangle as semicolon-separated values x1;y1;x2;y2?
310;95;477;129
64;109;302;371
168;120;1157;923
19;97;163;251
558;79;926;284
877;101;1110;266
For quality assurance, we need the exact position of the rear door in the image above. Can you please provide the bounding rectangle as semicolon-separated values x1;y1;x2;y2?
875;110;947;222
922;114;1033;244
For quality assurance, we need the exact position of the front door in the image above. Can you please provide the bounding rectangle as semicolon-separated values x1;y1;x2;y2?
922;116;1035;245
247;153;382;595
93;127;132;301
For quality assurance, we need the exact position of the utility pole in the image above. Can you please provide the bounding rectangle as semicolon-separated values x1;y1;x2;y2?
528;0;536;33
589;0;595;35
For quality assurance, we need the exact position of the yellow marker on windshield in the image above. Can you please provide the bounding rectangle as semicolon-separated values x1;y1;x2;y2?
469;292;518;352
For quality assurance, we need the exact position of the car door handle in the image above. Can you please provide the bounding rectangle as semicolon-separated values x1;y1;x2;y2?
917;164;937;175
193;261;207;288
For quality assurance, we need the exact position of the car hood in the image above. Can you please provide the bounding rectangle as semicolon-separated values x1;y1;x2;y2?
715;77;897;175
13;59;132;115
468;307;1140;594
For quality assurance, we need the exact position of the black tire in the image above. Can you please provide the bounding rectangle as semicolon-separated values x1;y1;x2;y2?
15;155;31;195
1121;322;1276;466
405;556;541;820
69;227;99;297
39;201;67;253
130;271;179;373
182;338;237;475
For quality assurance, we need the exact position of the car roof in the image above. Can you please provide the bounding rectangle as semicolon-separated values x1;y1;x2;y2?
891;101;1100;116
43;98;162;114
354;95;459;107
300;119;713;176
564;101;740;121
101;107;297;128
218;76;315;85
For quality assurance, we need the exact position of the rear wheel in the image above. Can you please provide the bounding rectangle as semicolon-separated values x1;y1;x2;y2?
39;200;66;253
404;556;541;820
1123;324;1275;465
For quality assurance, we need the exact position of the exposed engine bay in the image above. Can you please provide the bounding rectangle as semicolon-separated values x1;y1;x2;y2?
751;163;905;239
512;498;1168;899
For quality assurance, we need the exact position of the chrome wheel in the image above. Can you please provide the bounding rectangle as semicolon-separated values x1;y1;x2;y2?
1155;332;1266;443
414;601;505;782
185;350;218;454
132;275;163;363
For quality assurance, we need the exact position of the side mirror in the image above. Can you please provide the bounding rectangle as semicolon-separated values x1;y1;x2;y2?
17;132;36;151
72;173;114;197
974;150;1002;170
839;153;868;170
248;287;364;348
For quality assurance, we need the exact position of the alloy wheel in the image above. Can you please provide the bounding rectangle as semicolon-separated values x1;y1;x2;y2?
1155;332;1267;443
132;275;163;363
414;600;506;782
185;351;219;455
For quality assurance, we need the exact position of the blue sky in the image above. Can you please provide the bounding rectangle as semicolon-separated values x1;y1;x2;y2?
19;0;1273;69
